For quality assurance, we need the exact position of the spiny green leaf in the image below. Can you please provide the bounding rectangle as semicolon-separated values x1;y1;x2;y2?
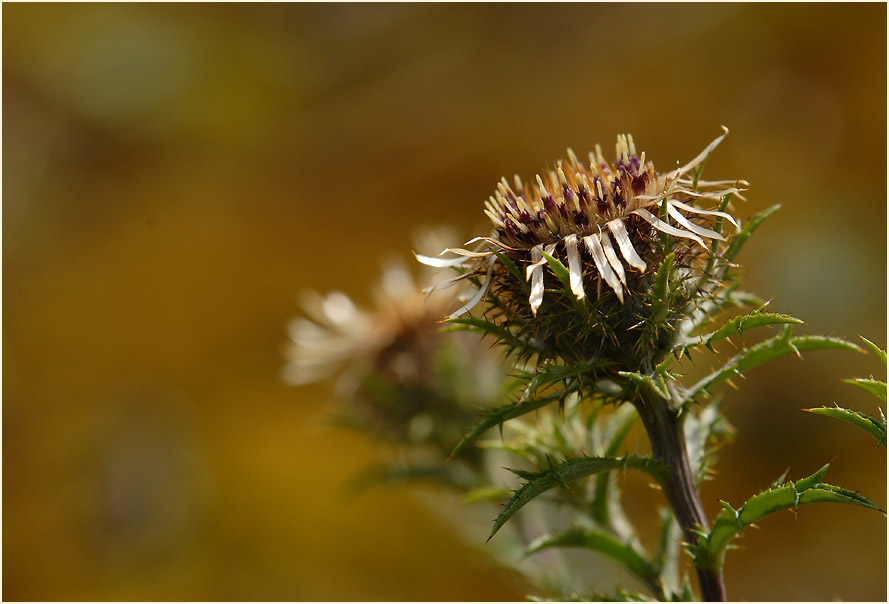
681;312;804;350
686;327;862;402
528;528;659;589
650;252;675;321
805;406;887;448
676;289;766;346
492;250;529;294
860;336;887;365
444;316;535;354
450;391;564;458
521;361;603;396
454;361;606;458
541;249;573;293
725;204;781;263
489;456;668;540
844;378;887;403
620;370;671;401
793;463;830;490
694;464;879;570
770;469;790;488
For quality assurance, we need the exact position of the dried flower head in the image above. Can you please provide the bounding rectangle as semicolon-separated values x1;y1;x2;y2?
419;129;747;367
283;260;444;388
284;232;503;448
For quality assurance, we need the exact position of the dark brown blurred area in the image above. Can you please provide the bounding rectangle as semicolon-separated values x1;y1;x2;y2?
3;3;886;601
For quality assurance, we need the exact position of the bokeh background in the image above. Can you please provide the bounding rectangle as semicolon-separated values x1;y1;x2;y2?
3;3;886;601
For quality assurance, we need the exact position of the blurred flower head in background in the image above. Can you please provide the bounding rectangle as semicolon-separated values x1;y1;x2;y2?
284;230;505;451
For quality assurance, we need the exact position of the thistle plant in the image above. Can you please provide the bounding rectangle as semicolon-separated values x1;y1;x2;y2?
284;235;510;486
287;130;884;601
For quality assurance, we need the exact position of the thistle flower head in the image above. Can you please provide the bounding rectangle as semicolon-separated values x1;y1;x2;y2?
282;261;441;387
284;232;503;448
419;129;747;367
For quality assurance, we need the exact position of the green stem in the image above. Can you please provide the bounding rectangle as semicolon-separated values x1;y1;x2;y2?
633;385;726;602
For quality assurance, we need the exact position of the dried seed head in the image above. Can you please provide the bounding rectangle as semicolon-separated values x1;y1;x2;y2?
418;129;747;365
286;231;504;446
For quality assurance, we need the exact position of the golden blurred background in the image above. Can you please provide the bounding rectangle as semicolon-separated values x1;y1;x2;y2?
3;3;886;601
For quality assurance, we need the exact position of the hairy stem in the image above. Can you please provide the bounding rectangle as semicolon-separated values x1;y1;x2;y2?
633;385;726;602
